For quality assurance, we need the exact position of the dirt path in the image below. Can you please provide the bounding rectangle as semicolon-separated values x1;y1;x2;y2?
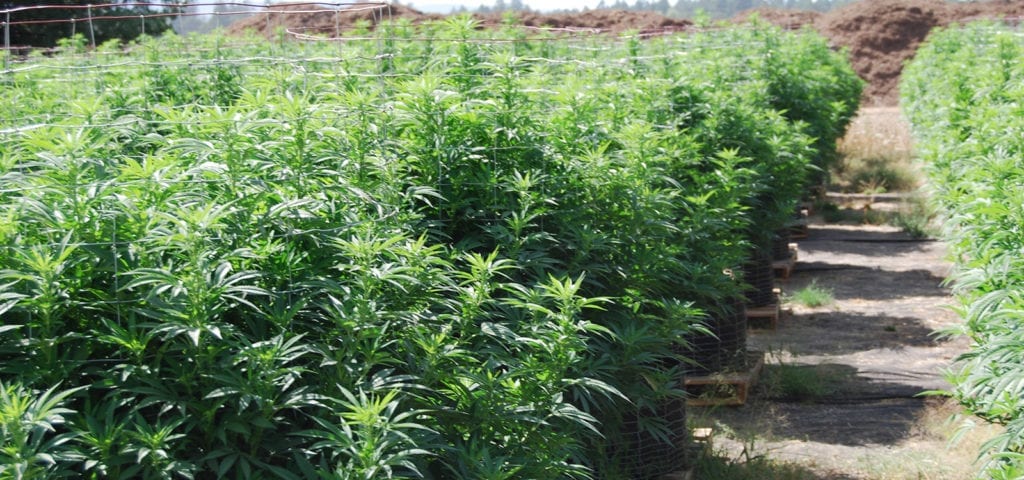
692;217;978;479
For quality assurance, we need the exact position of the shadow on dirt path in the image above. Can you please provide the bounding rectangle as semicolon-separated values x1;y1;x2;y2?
762;311;946;356
790;268;948;302
691;221;972;479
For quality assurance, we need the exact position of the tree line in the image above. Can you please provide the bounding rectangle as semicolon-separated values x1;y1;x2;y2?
1;0;173;47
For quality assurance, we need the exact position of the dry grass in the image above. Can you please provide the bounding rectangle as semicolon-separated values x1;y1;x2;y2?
832;107;922;193
851;398;1002;480
696;397;1002;479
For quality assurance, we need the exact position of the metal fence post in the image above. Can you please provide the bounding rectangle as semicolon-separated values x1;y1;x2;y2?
87;4;96;49
3;11;10;72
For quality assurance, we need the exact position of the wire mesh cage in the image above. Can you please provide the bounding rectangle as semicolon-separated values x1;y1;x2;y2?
681;295;747;376
614;397;690;480
771;228;793;261
717;295;749;372
681;316;721;376
743;250;777;308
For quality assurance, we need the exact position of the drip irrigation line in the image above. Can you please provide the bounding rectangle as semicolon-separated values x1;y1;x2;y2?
789;393;931;405
825;238;939;243
792;265;875;272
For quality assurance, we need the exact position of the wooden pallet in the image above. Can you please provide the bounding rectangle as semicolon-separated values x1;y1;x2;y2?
685;352;765;407
747;300;781;330
772;244;799;279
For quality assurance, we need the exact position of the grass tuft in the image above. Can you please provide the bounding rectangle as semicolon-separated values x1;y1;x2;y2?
694;450;821;480
786;280;834;308
891;194;940;239
758;363;846;402
834;156;921;194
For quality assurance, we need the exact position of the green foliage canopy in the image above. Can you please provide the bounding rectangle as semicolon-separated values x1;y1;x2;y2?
903;21;1024;479
0;18;860;478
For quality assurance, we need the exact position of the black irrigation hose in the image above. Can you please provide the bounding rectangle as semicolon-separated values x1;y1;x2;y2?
771;394;927;405
793;265;874;272
804;238;939;243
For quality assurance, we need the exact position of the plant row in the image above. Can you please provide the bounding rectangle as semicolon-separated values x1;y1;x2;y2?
902;22;1024;480
0;18;860;479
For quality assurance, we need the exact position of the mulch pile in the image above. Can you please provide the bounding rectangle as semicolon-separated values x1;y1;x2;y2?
227;0;1024;106
228;3;690;37
732;7;822;29
477;9;691;33
226;3;442;37
807;0;1024;106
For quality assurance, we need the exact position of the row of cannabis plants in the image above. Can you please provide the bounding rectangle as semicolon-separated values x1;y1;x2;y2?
902;22;1024;480
0;17;860;479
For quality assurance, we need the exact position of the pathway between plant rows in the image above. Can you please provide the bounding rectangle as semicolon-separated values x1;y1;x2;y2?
693;204;975;479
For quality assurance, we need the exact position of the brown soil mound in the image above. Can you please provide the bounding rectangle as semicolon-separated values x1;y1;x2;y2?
814;0;947;106
732;7;822;30
477;9;691;33
952;0;1024;23
228;4;691;37
227;3;442;37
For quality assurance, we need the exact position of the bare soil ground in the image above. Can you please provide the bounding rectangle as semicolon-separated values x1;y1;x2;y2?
690;218;990;479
